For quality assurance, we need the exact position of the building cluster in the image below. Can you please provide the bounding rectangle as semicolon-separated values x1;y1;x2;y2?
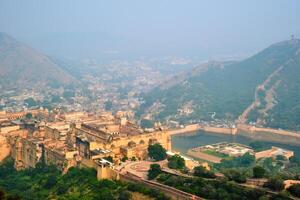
200;142;254;157
0;109;171;179
190;142;294;163
255;146;294;160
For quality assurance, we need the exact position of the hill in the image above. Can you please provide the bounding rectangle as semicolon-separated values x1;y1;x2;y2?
0;33;76;90
138;39;300;131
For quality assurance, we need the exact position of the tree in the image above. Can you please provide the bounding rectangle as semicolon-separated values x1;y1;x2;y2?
121;156;128;162
148;144;167;161
51;95;61;103
96;188;114;200
0;189;6;200
140;119;154;129
193;166;216;178
276;155;286;161
118;190;132;200
148;164;161;180
264;177;284;191
249;141;268;152
0;158;15;178
1;160;153;200
216;152;255;169
273;191;291;200
287;184;300;198
131;157;137;161
289;156;300;164
63;90;75;99
103;156;113;163
104;101;113;111
24;98;37;107
44;175;57;189
224;169;247;183
240;153;256;166
25;113;33;119
253;166;266;178
167;155;185;169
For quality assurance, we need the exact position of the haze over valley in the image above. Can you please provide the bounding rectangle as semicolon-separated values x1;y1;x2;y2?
1;1;300;200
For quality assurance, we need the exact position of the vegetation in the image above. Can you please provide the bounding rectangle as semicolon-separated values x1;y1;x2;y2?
104;101;113;111
202;149;229;158
148;144;167;161
287;184;300;198
223;169;247;183
215;153;255;169
154;171;287;200
63;90;75;99
103;156;113;163
264;177;285;191
167;155;185;170
253;166;266;178
249;141;269;152
0;189;21;200
148;164;162;180
265;54;300;131
139;40;300;131
193;166;216;179
130;157;137;162
121;156;128;162
24;98;37;107
146;158;298;199
126;182;170;200
0;158;163;200
140;119;154;129
51;95;62;103
276;155;286;161
25;113;33;119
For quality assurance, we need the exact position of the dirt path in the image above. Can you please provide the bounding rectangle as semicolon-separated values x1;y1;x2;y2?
238;60;290;124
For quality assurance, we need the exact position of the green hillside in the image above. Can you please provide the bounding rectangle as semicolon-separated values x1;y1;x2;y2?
0;158;169;200
138;39;300;130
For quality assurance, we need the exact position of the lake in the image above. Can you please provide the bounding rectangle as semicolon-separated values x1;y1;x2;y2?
172;131;300;158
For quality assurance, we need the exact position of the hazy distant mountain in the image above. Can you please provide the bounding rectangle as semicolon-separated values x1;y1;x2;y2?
0;32;76;90
138;39;300;131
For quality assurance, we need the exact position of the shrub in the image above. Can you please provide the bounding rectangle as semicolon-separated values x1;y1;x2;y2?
287;184;300;197
193;166;216;179
148;144;167;161
148;164;162;180
253;166;266;178
223;169;247;183
167;155;185;169
264;177;284;191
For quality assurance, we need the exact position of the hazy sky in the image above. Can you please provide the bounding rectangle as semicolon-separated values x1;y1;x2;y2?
1;0;300;59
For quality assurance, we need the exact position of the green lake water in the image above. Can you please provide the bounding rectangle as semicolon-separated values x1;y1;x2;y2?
172;131;300;158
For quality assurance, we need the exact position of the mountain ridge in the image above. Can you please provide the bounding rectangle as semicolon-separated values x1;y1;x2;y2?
138;39;300;131
0;32;76;90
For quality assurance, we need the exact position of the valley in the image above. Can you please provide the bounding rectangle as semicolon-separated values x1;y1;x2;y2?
1;2;300;200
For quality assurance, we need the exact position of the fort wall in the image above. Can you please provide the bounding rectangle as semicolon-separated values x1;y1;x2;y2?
0;135;10;162
120;172;203;200
168;124;237;136
169;123;300;145
237;124;300;138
